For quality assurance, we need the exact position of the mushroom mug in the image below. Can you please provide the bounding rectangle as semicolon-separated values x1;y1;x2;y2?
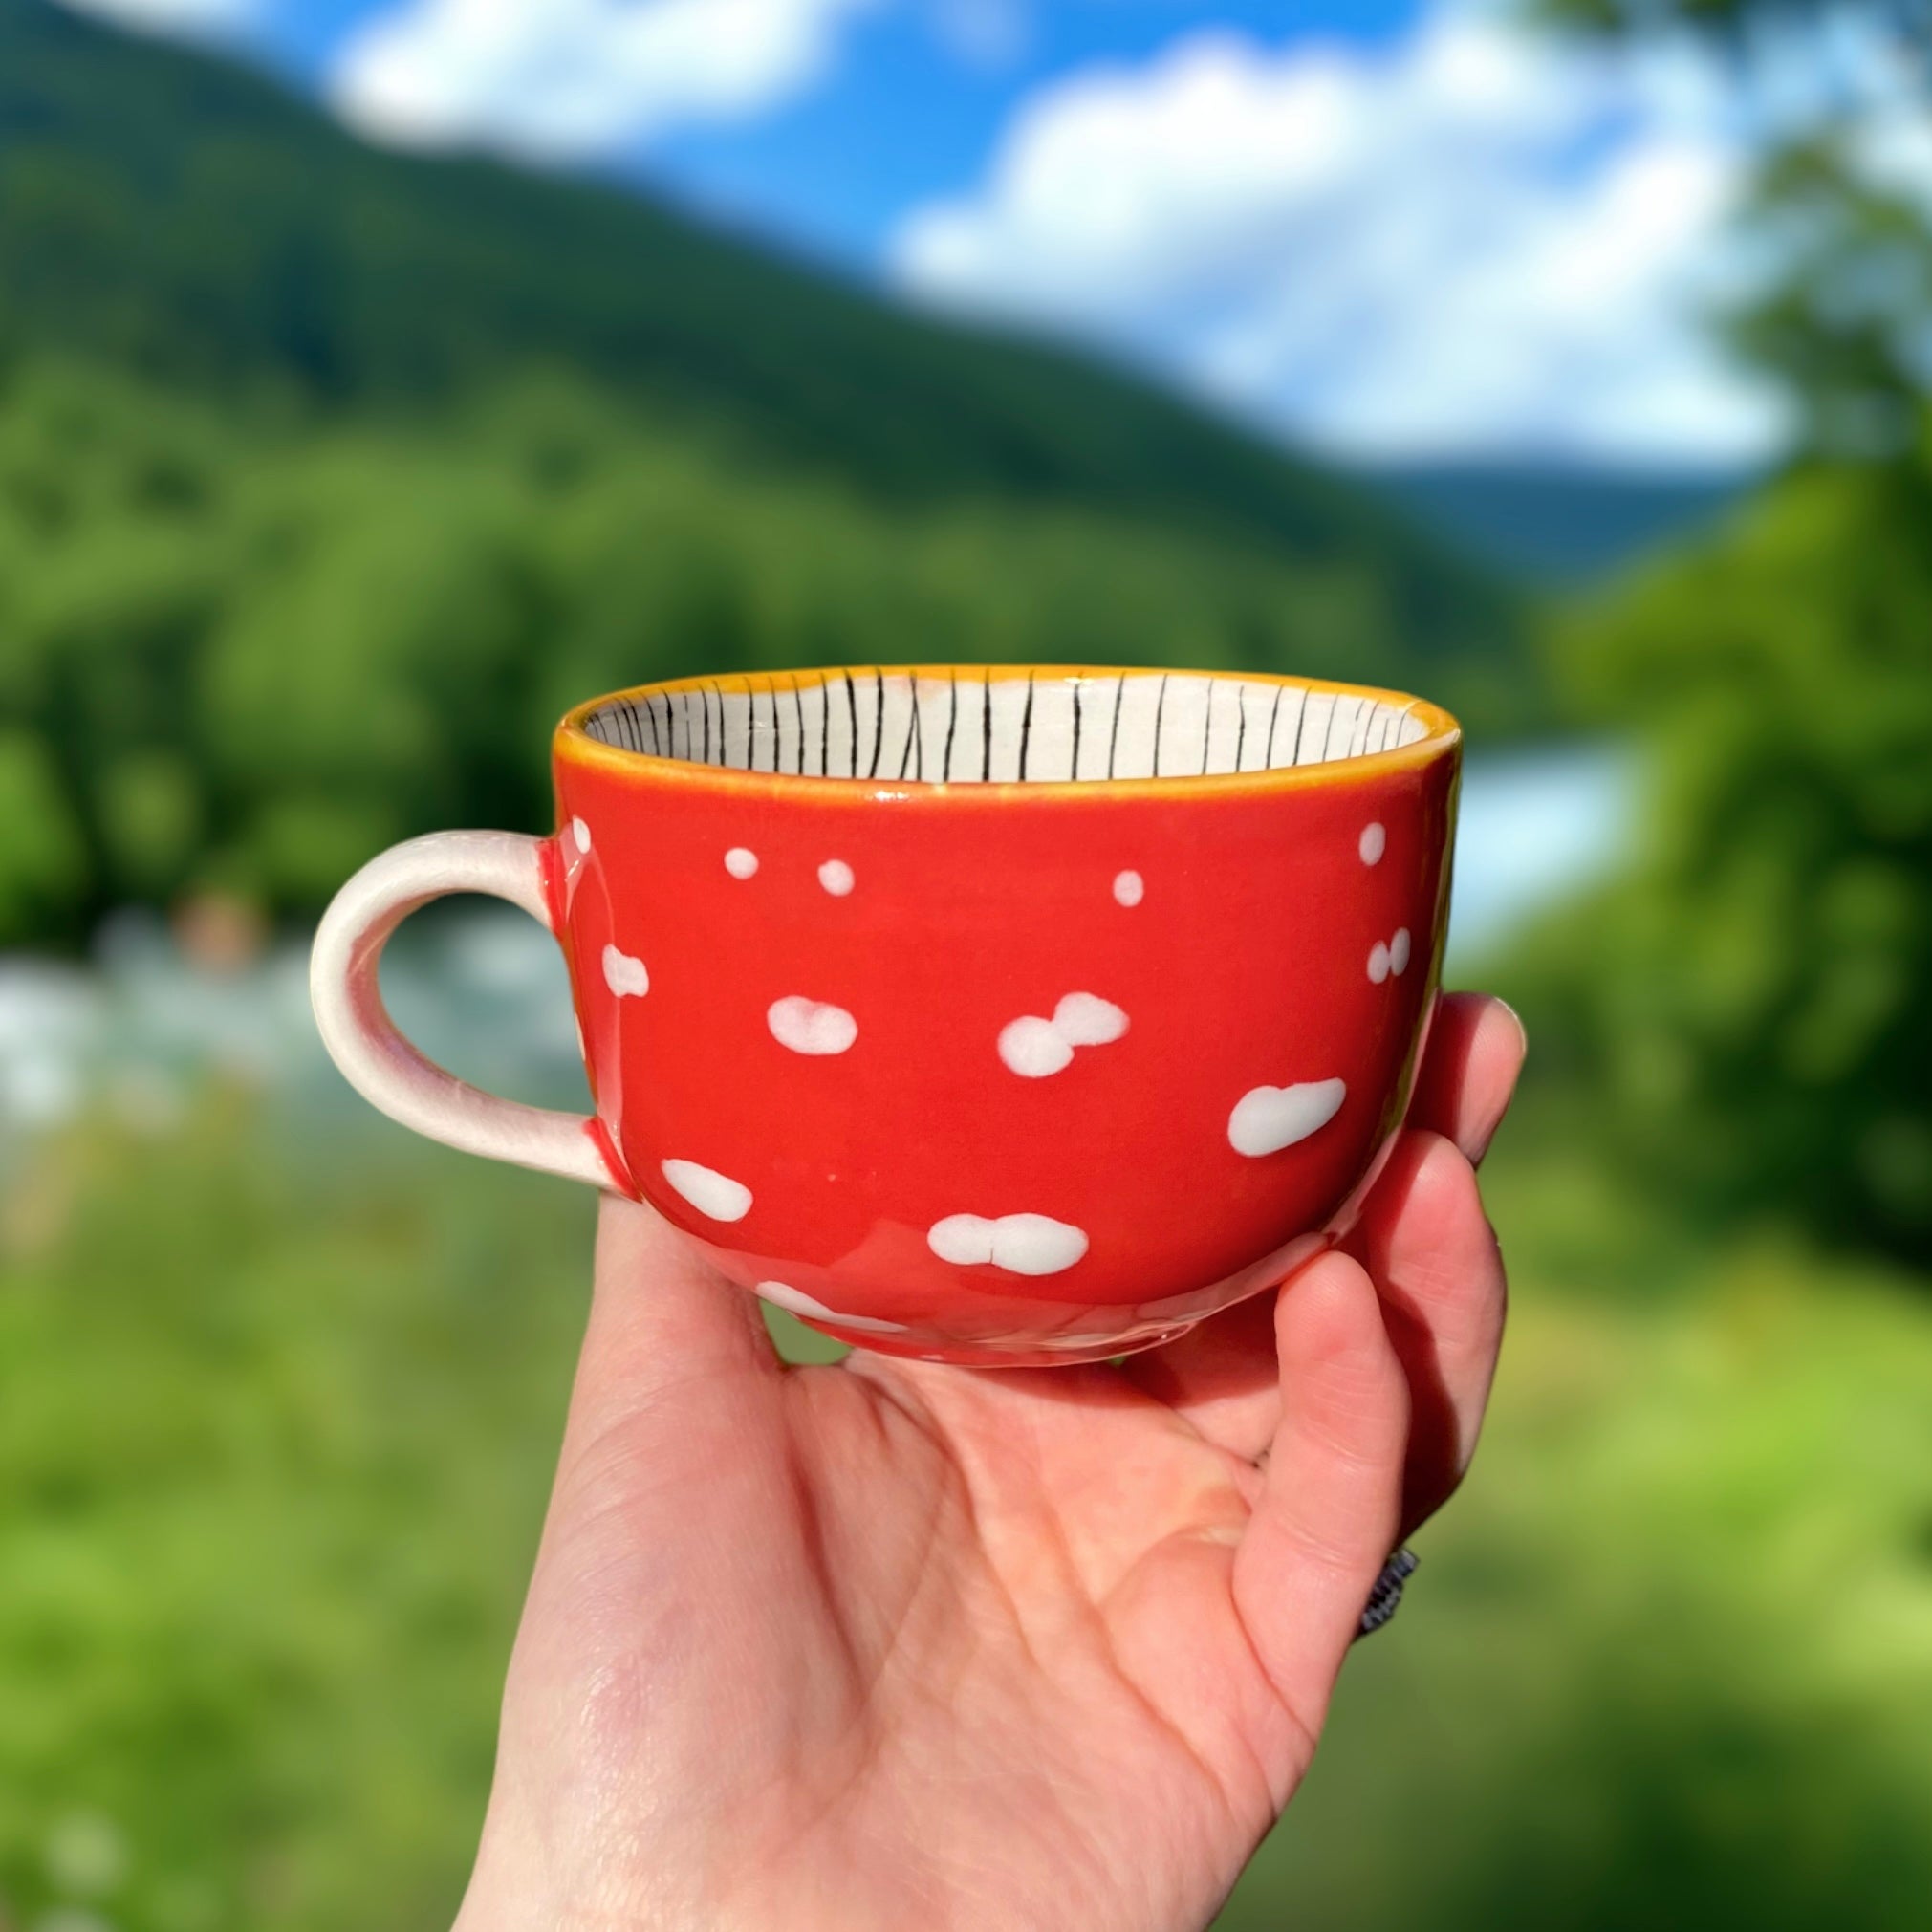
311;665;1459;1367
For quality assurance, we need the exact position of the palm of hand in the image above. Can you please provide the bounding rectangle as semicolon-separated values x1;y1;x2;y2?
460;996;1522;1932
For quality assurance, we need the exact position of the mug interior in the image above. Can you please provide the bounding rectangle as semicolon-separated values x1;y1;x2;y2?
577;668;1440;785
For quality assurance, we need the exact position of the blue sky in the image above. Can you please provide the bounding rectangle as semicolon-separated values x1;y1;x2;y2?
261;0;1430;263
60;0;1829;467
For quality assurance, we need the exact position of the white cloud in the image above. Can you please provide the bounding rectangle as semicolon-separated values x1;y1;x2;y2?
892;10;1795;466
54;0;254;35
330;0;882;160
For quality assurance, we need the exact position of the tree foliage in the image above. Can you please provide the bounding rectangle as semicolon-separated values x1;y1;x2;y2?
1509;0;1932;1267
1732;138;1932;458
1540;0;1932;457
0;0;1540;944
0;0;1509;642
1525;442;1932;1261
0;361;1528;943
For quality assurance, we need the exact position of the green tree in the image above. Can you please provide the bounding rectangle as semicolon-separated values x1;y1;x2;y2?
1513;0;1932;1261
1531;446;1932;1258
0;357;1532;944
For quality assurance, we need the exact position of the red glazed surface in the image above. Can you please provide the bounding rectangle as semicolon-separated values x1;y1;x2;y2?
550;667;1458;1366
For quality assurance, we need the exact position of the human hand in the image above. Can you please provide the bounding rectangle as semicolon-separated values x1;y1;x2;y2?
455;992;1526;1932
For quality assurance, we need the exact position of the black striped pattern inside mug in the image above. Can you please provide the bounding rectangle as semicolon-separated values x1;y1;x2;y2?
581;670;1433;783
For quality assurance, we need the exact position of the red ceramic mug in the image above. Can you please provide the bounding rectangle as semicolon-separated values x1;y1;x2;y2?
312;665;1459;1367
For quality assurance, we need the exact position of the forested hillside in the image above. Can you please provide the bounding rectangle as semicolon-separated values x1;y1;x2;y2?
0;0;1532;944
0;0;1516;591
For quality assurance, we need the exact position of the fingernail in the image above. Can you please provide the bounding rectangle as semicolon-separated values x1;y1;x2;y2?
1495;999;1528;1072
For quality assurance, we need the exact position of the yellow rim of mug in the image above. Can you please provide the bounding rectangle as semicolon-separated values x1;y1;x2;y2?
555;663;1462;802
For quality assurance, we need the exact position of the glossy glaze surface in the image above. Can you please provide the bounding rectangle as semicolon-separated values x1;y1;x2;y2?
546;666;1458;1367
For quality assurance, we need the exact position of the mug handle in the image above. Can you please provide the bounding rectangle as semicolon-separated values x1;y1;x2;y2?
310;830;624;1191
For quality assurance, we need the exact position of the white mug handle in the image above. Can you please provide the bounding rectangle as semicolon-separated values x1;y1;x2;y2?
310;830;623;1190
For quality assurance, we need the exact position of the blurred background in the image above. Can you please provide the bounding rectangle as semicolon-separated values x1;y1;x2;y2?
2;0;1929;1924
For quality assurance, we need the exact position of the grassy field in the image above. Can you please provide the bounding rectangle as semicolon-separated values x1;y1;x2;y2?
4;1088;1930;1930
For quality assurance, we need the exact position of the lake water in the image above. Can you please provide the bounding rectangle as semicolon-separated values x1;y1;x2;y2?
0;742;1635;1145
1447;740;1634;965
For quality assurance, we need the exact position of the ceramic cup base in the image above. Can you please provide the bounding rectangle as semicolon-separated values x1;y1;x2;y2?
793;1315;1200;1369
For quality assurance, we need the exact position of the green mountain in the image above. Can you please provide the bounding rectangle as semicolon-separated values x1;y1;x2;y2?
0;0;1504;623
0;0;1531;944
1372;463;1757;586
